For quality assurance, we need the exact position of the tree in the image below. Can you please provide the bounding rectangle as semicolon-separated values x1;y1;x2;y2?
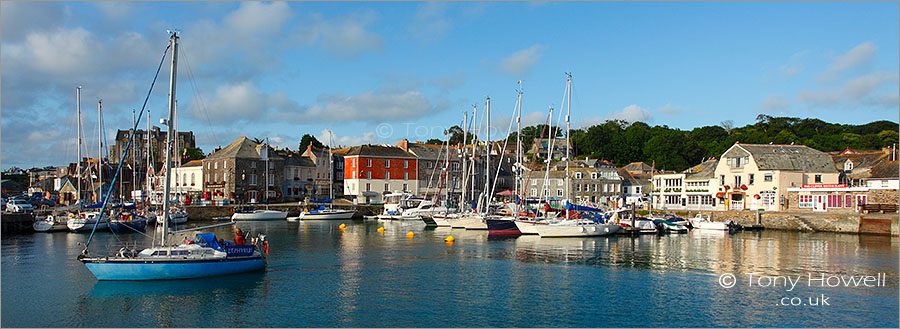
182;147;204;161
720;120;735;134
298;134;324;151
425;138;443;145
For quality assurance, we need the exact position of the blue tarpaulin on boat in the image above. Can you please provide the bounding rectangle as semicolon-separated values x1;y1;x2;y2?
311;199;332;203
195;233;224;251
84;202;105;209
565;202;604;213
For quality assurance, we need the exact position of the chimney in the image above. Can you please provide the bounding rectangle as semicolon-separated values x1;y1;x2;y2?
306;143;312;155
398;139;409;152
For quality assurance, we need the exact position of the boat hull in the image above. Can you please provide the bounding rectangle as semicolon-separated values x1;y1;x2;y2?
81;256;265;281
232;210;288;221
535;223;619;238
421;216;437;226
298;210;354;220
109;219;148;233
486;219;521;235
514;220;546;235
68;219;109;232
33;219;69;232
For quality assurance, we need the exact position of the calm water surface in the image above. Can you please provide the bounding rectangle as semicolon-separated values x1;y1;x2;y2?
2;219;898;327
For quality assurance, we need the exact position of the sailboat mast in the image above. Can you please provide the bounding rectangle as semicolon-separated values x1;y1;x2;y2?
515;82;522;216
469;104;477;212
98;99;103;202
265;137;269;208
132;109;136;201
460;113;467;211
161;31;179;246
328;131;334;203
76;86;82;204
484;97;490;215
565;73;571;221
146;108;151;197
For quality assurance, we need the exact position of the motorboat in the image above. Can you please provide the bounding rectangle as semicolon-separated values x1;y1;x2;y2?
533;219;619;238
33;214;70;232
298;205;354;220
232;207;288;221
690;214;740;231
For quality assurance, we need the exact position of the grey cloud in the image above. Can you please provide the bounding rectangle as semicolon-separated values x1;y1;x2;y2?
818;42;877;82
798;71;899;107
294;10;383;60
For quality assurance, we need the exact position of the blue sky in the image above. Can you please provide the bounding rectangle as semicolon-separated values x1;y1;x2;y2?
2;1;898;170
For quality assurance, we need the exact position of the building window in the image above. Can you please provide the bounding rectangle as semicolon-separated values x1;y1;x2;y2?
530;189;537;197
385;183;389;191
576;184;581;192
557;179;563;186
214;173;218;182
594;184;598;192
844;161;854;171
367;159;372;167
249;174;257;186
452;162;460;171
814;175;822;183
403;160;408;169
353;171;357;179
224;161;227;169
720;175;725;185
352;158;357;167
749;174;754;185
214;162;218;170
427;161;433;169
574;172;582;179
734;176;742;187
403;172;408;180
385;171;390;180
799;194;813;208
191;173;195;185
366;183;371;192
251;161;256;169
556;189;563;197
385;160;390;168
366;171;372;179
591;172;598;180
761;191;776;208
764;173;773;182
402;183;408;191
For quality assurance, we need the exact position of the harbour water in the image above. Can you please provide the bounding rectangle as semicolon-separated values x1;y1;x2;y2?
2;219;898;327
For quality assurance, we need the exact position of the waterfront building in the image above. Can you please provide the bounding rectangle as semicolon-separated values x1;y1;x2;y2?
202;137;284;204
713;143;838;211
301;144;341;199
343;144;418;204
282;153;317;202
109;127;195;166
617;168;644;207
527;138;571;160
830;147;897;187
650;159;719;211
521;159;622;207
166;160;203;203
402;140;461;200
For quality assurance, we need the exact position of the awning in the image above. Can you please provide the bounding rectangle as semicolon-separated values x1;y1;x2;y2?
715;192;725;198
497;190;514;196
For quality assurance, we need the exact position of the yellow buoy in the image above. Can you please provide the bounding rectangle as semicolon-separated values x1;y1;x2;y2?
444;236;455;242
377;227;385;233
406;231;414;237
339;223;346;229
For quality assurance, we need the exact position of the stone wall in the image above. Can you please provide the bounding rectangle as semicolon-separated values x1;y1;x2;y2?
185;204;383;220
649;209;898;236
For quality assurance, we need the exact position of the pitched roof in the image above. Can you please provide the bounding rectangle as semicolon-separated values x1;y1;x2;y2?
869;161;898;179
205;137;265;160
735;143;837;173
617;168;638;185
624;162;655;174
406;143;444;160
284;155;316;167
345;144;416;158
830;151;888;170
182;160;202;167
682;159;718;179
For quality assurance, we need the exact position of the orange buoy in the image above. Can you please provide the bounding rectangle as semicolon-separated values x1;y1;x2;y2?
406;231;414;237
377;227;385;233
444;236;454;242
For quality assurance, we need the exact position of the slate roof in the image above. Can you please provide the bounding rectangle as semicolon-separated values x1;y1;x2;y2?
830;151;888;171
624;162;656;174
683;159;718;180
182;160;202;167
869;161;899;179
736;143;837;173
406;143;444;160
345;144;416;158
617;168;638;185
205;137;281;161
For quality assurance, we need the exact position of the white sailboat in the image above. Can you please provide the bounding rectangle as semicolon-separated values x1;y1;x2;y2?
69;98;110;232
298;131;354;220
36;86;84;232
80;31;267;280
533;74;618;238
233;137;288;221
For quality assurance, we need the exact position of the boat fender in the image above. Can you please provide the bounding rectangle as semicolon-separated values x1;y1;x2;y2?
264;240;268;255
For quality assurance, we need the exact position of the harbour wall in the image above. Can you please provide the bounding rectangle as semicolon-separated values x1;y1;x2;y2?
658;210;899;236
185;204;383;220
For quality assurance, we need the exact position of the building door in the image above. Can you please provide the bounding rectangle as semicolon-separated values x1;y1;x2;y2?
855;195;867;212
248;190;258;203
730;194;744;210
813;195;826;212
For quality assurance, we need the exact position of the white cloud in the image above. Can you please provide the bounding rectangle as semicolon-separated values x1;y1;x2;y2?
429;71;467;93
95;2;135;21
305;90;433;122
224;2;293;37
319;129;376;148
798;71;899;107
659;104;686;115
410;2;451;42
294;10;383;60
607;105;652;123
499;45;547;76
818;42;877;82
761;95;790;111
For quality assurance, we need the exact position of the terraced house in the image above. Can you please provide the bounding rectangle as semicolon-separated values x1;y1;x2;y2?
202;137;284;204
713;143;838;211
651;159;719;211
343;144;418;204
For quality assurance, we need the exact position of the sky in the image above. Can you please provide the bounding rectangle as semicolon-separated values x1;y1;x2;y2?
2;1;898;170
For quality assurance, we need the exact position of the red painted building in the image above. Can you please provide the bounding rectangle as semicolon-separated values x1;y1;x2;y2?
343;144;417;204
